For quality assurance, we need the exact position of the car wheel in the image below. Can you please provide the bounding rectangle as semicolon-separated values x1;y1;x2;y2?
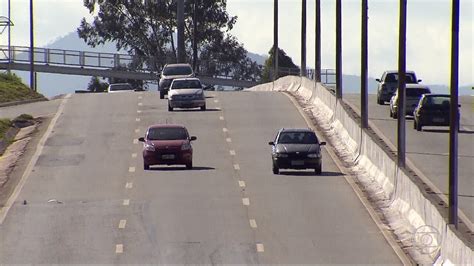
144;164;150;170
392;111;397;119
160;91;165;99
389;109;394;118
413;120;417;129
272;164;279;175
315;164;322;175
168;103;173;111
416;121;422;131
201;105;206;111
186;162;193;169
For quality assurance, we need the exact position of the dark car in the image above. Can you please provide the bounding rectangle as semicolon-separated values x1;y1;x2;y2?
389;84;431;118
158;63;194;99
413;94;459;131
139;124;197;170
268;128;326;175
376;70;421;105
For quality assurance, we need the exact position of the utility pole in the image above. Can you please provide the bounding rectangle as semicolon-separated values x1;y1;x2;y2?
273;0;279;81
300;0;307;77
8;0;11;71
335;0;342;99
315;0;321;82
361;0;368;128
448;0;460;228
177;0;185;63
29;0;35;91
397;0;407;167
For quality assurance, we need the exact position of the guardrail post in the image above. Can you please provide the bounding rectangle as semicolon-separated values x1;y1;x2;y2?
114;54;120;68
44;48;49;65
80;51;85;67
98;53;102;67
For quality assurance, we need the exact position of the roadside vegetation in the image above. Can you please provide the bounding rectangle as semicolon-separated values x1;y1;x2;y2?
0;114;35;156
0;73;46;103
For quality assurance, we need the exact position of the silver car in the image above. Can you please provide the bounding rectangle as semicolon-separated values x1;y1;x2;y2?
389;84;431;118
376;70;421;105
167;78;206;111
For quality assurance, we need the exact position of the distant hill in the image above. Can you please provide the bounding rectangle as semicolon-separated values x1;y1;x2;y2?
13;31;472;97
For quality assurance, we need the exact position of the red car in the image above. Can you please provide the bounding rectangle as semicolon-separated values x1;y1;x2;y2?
138;124;197;170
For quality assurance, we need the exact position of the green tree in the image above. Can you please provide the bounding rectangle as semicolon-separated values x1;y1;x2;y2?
77;0;258;81
262;47;300;82
87;76;109;92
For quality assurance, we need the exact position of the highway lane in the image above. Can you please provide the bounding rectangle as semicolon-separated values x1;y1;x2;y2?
344;94;473;224
0;91;401;263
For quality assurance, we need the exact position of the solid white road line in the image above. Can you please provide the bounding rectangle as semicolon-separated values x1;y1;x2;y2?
123;199;130;206
128;167;136;173
238;180;246;188
249;219;257;228
0;94;71;225
256;243;264;252
230;150;236;156
118;220;127;229
242;198;250;206
115;244;124;253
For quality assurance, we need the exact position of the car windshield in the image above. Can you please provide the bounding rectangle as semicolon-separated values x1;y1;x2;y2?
163;66;193;76
171;80;202;89
407;88;430;97
425;96;451;109
109;84;132;91
147;127;189;140
278;132;319;144
386;73;417;83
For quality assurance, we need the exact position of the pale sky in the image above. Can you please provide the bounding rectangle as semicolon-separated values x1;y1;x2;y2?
0;0;472;86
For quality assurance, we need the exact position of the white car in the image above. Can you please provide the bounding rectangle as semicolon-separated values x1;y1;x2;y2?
107;83;134;93
167;78;206;111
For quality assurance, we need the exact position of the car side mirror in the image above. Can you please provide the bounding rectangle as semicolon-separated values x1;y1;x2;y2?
268;141;275;145
458;104;461;108
376;79;381;82
190;136;197;141
418;79;422;82
138;137;145;142
320;141;326;146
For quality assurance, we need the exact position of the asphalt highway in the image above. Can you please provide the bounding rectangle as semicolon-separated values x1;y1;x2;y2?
344;94;473;224
0;91;401;264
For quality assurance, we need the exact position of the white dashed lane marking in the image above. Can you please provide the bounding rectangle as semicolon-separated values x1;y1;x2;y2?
256;243;264;252
132;153;137;158
123;199;130;206
138;96;143;99
222;128;228;132
136;118;141;122
214;99;219;103
138;102;143;106
137;110;142;113
118;220;127;229
128;167;136;173
116;244;124;254
219;116;224;120
242;198;250;206
226;138;232;143
233;164;240;170
249;219;257;228
133;139;138;144
238;180;246;188
135;129;140;133
125;182;133;189
229;150;236;156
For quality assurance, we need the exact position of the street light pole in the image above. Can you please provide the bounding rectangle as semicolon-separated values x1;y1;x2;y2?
335;0;342;99
361;0;368;128
301;0;307;77
177;0;185;63
273;0;279;81
29;0;35;91
448;0;460;229
315;0;321;82
8;0;11;70
397;0;407;168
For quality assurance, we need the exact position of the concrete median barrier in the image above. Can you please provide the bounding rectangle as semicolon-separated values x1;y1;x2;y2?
250;76;473;265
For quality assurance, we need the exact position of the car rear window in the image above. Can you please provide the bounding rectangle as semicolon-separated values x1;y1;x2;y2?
425;96;451;108
147;127;189;140
163;66;193;76
278;132;319;144
407;88;430;97
109;84;133;91
171;80;202;89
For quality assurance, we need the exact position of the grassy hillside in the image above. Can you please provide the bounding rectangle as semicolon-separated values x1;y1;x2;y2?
0;73;46;103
